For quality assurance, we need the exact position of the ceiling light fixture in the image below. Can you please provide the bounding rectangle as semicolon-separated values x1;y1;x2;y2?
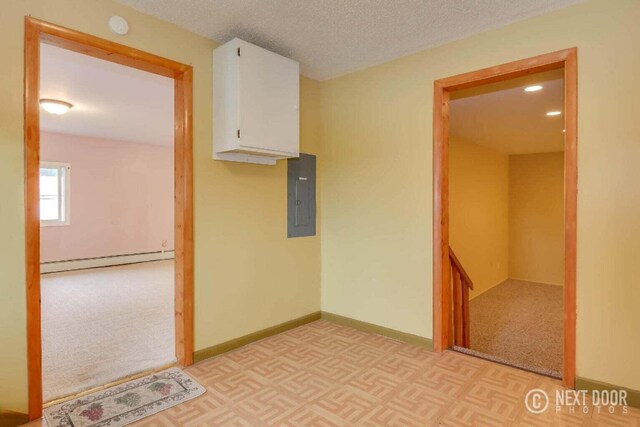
546;111;562;116
524;85;543;92
40;99;73;115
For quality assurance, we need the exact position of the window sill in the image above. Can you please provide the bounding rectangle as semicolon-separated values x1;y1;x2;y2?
40;221;70;227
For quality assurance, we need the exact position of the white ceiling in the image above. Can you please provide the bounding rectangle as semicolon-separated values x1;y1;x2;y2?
40;43;174;146
118;0;582;80
450;69;564;155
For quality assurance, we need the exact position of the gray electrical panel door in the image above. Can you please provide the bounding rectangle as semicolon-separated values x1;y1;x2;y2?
288;153;316;237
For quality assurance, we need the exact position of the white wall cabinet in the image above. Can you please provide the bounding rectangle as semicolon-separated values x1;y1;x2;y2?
213;38;300;165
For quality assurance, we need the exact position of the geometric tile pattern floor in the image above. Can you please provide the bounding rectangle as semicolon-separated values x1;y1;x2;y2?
26;320;640;426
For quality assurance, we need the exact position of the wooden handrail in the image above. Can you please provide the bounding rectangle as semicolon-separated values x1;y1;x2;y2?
449;247;472;347
449;248;473;290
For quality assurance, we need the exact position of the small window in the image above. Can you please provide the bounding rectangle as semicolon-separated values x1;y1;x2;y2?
40;162;70;226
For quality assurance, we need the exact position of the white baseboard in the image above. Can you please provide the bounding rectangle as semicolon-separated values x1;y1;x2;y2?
41;251;175;274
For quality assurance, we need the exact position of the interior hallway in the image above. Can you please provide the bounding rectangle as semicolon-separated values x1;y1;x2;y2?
469;279;563;375
41;260;176;402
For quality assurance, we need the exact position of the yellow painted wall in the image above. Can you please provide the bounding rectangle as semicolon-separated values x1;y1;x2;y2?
3;0;640;412
450;145;564;295
509;153;565;285
320;0;640;391
449;139;509;299
0;0;321;412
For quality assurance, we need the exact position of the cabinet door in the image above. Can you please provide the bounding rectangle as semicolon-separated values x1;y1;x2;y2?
238;40;299;155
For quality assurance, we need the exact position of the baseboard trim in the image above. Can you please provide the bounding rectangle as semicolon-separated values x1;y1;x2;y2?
192;311;432;364
577;377;640;409
0;410;29;427
509;277;563;287
41;250;175;274
321;311;433;350
193;311;322;363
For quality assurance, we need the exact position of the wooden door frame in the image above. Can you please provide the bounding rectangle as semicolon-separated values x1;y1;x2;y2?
432;48;577;388
24;17;194;420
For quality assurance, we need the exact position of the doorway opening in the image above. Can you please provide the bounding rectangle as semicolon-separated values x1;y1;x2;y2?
24;17;194;420
449;68;565;377
432;48;577;388
39;41;177;403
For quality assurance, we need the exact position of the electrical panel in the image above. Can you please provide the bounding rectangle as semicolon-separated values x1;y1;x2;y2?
287;154;316;237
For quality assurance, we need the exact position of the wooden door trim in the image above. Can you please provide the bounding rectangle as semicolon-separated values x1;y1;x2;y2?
432;48;577;388
24;17;194;420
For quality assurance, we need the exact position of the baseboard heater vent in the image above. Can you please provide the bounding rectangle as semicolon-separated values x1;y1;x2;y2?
41;251;175;274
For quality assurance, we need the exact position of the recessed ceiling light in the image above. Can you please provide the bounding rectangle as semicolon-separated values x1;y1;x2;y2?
40;99;73;115
524;85;543;92
546;111;562;116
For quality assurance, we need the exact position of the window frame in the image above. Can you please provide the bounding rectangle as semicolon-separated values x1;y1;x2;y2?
39;161;71;227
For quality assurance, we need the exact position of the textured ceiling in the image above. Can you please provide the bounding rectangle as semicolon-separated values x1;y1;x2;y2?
450;69;564;155
40;44;174;146
117;0;583;80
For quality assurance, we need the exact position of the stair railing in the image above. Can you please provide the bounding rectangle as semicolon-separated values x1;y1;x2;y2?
449;248;474;347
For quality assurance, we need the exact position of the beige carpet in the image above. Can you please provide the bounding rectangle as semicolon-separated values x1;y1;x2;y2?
469;279;563;375
41;260;176;402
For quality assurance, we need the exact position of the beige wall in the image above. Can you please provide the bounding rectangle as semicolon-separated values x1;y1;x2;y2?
509;153;565;285
321;0;640;391
3;0;640;413
0;0;321;412
450;144;564;296
449;139;509;298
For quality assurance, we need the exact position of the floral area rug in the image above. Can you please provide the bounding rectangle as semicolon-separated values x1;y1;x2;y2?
43;368;205;426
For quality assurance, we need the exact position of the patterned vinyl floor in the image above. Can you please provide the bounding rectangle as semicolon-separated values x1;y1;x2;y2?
28;320;639;426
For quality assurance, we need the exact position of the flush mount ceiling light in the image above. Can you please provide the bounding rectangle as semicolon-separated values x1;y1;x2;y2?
546;110;562;116
40;99;73;115
524;85;543;92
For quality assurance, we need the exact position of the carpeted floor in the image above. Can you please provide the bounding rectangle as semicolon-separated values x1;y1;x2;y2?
41;260;176;402
469;279;563;375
